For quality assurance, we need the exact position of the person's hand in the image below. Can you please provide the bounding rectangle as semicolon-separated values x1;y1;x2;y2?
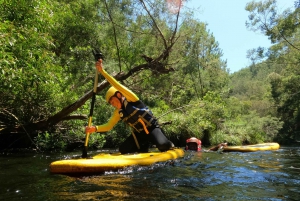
96;59;103;72
85;126;97;134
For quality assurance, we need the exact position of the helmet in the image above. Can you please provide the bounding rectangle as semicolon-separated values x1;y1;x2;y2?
105;87;118;103
185;137;202;151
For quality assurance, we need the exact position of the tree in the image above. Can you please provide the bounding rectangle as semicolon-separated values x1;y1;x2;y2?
245;0;300;143
0;0;206;150
0;0;62;148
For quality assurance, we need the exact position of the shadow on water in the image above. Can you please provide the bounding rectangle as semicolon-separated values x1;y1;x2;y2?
0;147;300;201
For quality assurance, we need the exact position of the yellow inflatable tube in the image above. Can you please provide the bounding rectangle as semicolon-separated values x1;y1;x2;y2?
50;148;184;174
223;142;280;152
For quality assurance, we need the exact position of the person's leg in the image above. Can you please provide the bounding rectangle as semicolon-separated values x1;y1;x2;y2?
149;127;173;152
119;135;139;154
119;132;149;154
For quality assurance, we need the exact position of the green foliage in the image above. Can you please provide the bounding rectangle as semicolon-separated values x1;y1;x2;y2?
2;0;295;151
212;112;283;145
0;0;64;123
35;132;67;151
244;0;300;143
161;91;229;144
245;0;298;43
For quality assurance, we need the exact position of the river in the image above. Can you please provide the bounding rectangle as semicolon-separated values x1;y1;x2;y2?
0;146;299;201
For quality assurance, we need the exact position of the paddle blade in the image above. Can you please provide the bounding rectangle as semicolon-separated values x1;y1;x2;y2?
82;146;88;158
82;133;90;158
92;49;104;61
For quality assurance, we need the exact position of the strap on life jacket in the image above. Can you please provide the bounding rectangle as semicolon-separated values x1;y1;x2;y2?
138;118;149;134
131;130;140;149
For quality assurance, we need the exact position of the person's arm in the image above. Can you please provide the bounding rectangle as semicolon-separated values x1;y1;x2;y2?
96;59;139;102
96;109;120;132
85;109;120;133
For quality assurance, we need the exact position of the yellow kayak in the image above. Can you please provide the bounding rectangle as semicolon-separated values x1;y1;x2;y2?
50;148;184;174
223;142;280;152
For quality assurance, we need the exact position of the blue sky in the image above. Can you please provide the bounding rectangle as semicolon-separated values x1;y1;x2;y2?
184;0;295;73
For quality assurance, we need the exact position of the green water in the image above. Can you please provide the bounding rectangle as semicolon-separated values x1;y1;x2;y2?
0;146;299;201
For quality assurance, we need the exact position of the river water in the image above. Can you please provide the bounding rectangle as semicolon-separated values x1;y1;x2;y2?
0;146;299;201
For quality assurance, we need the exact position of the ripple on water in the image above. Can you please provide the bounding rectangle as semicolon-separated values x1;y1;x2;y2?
1;147;300;200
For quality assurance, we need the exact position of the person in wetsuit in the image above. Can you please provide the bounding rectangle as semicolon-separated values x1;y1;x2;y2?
85;59;174;154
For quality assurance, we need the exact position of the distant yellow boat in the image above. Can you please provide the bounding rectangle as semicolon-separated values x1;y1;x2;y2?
50;148;184;174
223;142;280;152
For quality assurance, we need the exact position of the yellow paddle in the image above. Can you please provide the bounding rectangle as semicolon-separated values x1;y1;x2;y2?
82;49;104;158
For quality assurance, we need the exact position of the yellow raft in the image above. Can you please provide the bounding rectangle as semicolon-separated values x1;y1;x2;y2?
223;142;280;152
50;148;184;174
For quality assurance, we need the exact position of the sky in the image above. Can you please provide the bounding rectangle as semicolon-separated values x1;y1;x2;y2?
183;0;295;73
